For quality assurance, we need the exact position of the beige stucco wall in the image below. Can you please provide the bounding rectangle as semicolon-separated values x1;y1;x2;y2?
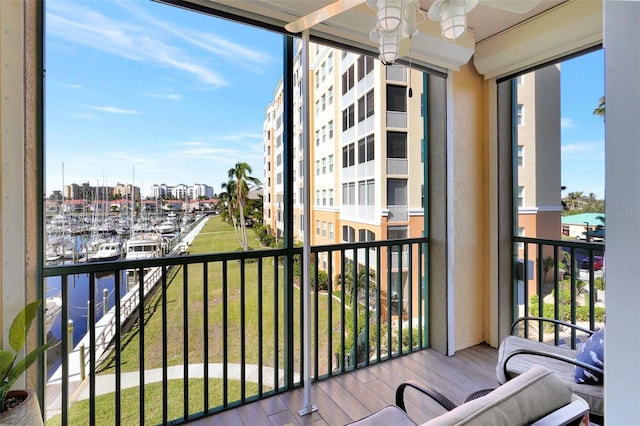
452;62;488;351
0;0;40;391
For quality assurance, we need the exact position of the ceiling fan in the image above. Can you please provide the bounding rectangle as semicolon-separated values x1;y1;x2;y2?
285;0;542;47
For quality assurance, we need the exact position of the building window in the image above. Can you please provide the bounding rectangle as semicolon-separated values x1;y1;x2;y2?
387;226;407;240
517;104;524;126
315;100;319;116
315;130;320;146
321;94;326;111
328;52;333;73
342;225;356;242
328;120;334;138
357;55;375;81
322;157;326;174
316;160;320;175
387;179;407;205
321;62;326;82
342;104;355;130
342;182;355;205
322;190;327;205
316;190;320;206
329;188;334;206
517;145;524;166
387;85;407;112
357;89;375;122
366;89;374;117
328;86;334;105
316;220;320;235
358;229;375;242
322;126;326;143
342;143;355;168
518;186;524;207
358;134;375;163
328;154;334;172
315;70;319;88
322;221;327;237
358;179;375;205
329;223;334;240
387;132;407;158
341;64;355;94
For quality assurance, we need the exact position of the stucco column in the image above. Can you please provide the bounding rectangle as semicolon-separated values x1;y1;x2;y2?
603;1;640;424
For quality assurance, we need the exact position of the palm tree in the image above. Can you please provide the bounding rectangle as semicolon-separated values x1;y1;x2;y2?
220;179;242;247
227;162;260;251
593;96;605;120
565;191;583;210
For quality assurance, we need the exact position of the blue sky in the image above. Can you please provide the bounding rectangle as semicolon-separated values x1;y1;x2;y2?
45;0;605;200
45;0;283;197
560;49;605;199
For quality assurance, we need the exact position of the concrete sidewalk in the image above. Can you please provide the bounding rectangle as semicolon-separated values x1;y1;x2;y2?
72;363;298;400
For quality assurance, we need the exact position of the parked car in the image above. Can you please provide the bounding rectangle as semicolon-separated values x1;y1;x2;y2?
579;255;604;270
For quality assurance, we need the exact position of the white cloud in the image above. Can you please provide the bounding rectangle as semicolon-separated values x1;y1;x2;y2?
114;0;274;73
46;1;228;87
86;105;141;115
147;93;183;100
561;117;577;128
219;132;263;141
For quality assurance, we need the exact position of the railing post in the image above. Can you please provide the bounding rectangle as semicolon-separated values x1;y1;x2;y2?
103;288;108;316
79;344;86;381
87;300;90;332
68;319;74;352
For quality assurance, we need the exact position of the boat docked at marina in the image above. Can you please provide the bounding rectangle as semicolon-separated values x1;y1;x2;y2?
124;232;165;260
46;293;62;333
88;241;123;262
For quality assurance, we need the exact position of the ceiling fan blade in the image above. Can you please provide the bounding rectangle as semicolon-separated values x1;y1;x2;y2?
285;0;366;33
478;0;542;14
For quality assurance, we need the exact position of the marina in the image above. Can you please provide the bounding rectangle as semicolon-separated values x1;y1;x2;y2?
44;215;208;381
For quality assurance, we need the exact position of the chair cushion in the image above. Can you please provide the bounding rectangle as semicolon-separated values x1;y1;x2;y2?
575;329;604;385
497;335;604;417
346;405;416;426
424;365;572;426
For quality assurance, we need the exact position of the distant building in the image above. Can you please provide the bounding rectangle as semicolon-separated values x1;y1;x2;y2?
152;183;214;200
113;183;141;201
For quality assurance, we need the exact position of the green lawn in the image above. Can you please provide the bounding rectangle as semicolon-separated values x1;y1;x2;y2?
97;216;347;387
49;379;261;425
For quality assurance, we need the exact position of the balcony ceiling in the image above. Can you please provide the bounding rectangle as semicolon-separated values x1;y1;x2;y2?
172;0;577;73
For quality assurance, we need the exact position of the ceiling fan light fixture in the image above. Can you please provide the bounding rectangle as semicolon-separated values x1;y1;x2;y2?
378;30;400;64
440;0;466;40
376;0;403;32
428;0;478;41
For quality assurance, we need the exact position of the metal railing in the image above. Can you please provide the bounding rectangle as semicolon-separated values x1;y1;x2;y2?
513;236;606;347
43;236;429;424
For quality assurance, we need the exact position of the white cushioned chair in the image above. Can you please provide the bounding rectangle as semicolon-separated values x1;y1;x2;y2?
496;317;604;424
348;364;589;426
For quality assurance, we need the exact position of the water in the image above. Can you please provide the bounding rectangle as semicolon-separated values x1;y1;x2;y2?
45;268;128;379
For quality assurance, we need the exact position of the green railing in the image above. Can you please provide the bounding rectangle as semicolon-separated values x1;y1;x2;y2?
513;236;605;347
42;237;428;424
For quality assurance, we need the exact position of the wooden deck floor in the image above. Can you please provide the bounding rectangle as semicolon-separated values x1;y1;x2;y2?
188;344;499;425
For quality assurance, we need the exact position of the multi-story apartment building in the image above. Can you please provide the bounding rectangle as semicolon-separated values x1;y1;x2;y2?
152;183;214;200
189;183;215;199
515;66;562;243
264;42;427;318
113;182;141;201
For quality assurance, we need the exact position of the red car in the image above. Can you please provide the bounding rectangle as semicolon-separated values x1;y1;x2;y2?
579;255;604;270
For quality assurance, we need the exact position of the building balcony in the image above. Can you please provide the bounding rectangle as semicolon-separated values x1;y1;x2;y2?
386;111;407;128
41;219;605;424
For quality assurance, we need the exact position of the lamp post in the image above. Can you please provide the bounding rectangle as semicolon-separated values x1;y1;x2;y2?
584;221;590;242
